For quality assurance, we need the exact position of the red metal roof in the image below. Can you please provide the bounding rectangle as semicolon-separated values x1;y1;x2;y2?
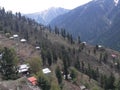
28;76;37;85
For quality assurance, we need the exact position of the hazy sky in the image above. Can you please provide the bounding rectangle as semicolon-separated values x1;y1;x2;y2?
0;0;92;14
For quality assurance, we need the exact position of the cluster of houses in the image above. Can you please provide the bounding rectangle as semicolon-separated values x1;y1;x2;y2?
6;33;49;86
4;34;117;90
18;64;51;75
27;68;51;86
0;34;100;90
18;64;30;75
10;34;26;43
9;34;43;85
9;34;40;50
17;63;51;86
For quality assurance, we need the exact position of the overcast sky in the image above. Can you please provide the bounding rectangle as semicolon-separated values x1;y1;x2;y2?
0;0;92;14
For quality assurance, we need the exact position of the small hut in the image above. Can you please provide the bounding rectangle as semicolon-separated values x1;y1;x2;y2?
20;39;26;43
18;64;29;75
28;76;37;86
42;68;51;74
35;46;40;50
13;34;19;38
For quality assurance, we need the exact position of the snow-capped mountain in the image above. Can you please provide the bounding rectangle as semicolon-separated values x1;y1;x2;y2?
25;7;69;25
114;0;119;6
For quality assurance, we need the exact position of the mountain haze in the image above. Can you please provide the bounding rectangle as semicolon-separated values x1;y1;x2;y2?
25;7;69;25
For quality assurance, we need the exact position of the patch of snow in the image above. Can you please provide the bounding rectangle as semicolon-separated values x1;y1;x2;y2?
114;0;119;6
109;21;112;25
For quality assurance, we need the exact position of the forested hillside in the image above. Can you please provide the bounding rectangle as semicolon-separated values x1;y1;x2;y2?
0;7;120;90
50;0;120;51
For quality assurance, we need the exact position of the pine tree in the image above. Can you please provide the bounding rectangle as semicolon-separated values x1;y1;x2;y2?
62;50;70;80
115;78;120;90
54;26;59;35
81;61;85;72
55;66;62;84
103;52;108;63
37;72;51;90
78;36;81;44
47;50;52;66
99;53;102;64
70;34;74;44
48;25;52;33
0;47;18;80
63;59;69;80
74;56;80;70
61;28;66;38
70;68;78;81
28;57;42;74
41;49;47;66
52;50;57;63
107;73;115;89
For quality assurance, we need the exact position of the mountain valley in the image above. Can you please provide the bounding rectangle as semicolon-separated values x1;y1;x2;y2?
0;0;120;90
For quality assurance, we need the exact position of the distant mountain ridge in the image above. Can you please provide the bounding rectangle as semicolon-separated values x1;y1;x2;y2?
50;0;120;50
25;7;69;25
24;0;120;51
50;0;116;41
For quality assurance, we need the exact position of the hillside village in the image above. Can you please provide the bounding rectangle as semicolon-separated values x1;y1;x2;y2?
0;27;89;90
0;7;120;90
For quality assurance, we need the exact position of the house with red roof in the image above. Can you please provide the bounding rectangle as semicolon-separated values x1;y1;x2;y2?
28;76;37;86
